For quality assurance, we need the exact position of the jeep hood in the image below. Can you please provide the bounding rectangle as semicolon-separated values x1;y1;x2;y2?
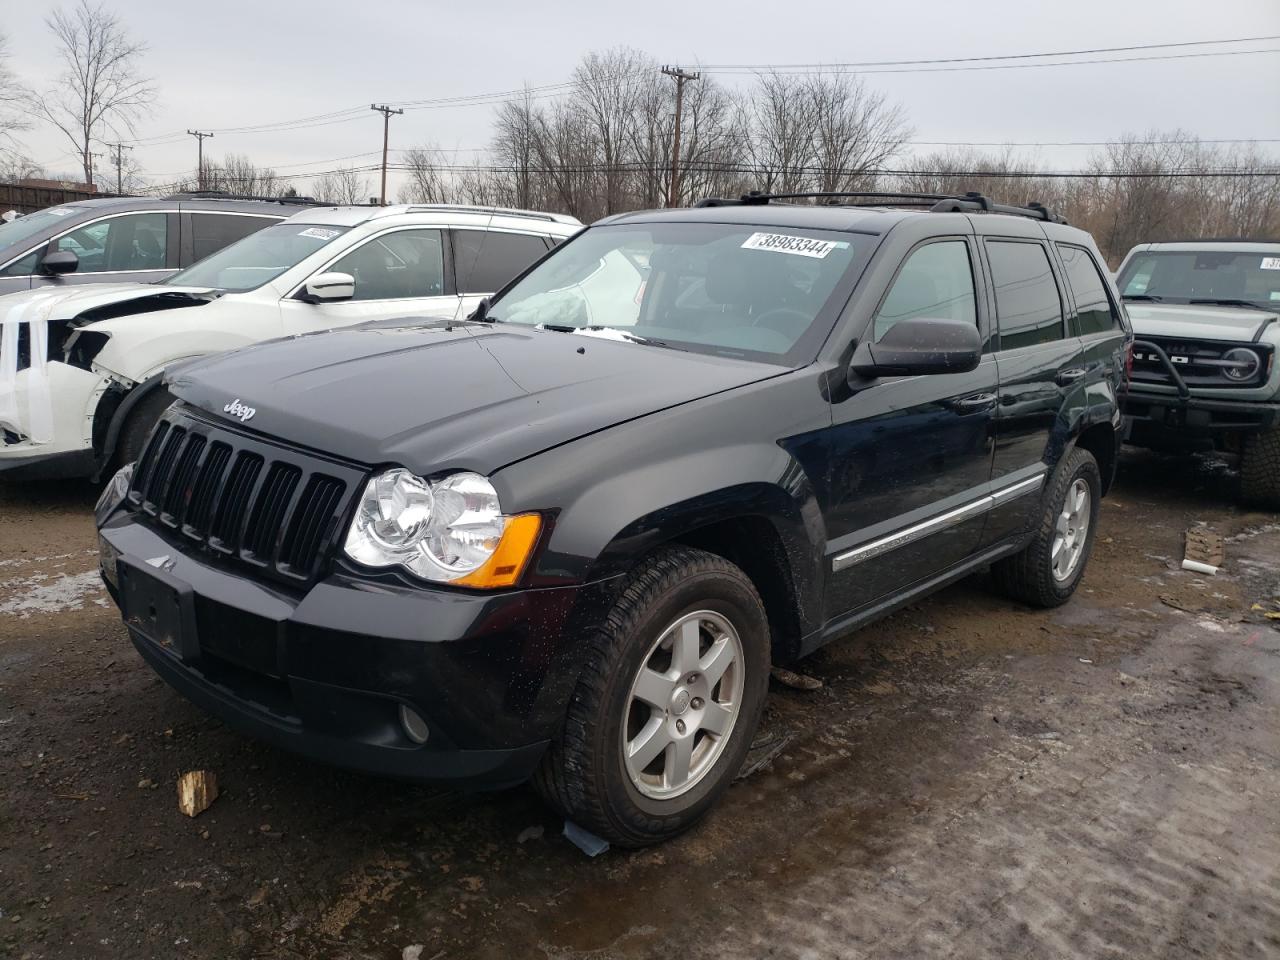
1125;302;1279;342
167;319;786;473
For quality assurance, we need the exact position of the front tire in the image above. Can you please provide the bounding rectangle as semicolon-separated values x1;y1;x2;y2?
1240;426;1280;510
113;387;175;473
993;447;1101;608
533;546;770;847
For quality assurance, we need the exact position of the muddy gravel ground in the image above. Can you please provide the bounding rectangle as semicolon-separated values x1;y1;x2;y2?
1;450;1278;960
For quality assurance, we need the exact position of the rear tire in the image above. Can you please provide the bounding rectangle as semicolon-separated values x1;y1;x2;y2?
533;546;770;847
993;447;1101;608
1240;427;1280;510
113;387;175;472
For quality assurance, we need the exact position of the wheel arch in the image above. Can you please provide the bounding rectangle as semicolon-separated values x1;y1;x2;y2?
1070;419;1119;496
92;370;167;481
577;484;823;664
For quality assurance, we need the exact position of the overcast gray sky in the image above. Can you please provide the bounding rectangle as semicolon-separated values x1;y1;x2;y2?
5;0;1280;197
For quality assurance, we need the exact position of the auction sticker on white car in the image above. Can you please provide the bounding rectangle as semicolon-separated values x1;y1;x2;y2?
741;232;848;259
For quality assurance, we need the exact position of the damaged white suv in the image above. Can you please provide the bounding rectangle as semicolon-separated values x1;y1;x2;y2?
0;204;580;481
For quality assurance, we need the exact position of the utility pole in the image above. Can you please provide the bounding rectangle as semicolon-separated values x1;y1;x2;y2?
187;130;214;190
105;142;133;195
661;66;699;208
370;104;404;205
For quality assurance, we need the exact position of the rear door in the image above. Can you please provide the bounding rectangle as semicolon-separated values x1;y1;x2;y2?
450;229;552;319
979;228;1089;545
180;211;281;267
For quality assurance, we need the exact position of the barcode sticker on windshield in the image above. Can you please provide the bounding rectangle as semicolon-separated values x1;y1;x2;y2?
298;227;340;240
741;232;847;259
1260;257;1280;270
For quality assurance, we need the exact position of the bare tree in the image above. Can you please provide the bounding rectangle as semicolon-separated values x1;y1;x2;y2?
0;32;31;152
398;146;452;203
27;1;156;186
745;73;815;195
203;154;283;197
167;154;284;197
807;73;910;193
312;166;370;205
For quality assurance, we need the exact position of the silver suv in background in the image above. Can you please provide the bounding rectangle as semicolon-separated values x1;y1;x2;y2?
0;193;318;295
1118;239;1280;507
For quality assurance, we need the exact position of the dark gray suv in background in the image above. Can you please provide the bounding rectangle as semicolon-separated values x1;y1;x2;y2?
0;194;317;295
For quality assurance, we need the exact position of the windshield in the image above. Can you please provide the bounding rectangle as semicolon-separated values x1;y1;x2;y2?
165;222;352;292
0;205;87;258
488;222;873;362
1118;249;1280;308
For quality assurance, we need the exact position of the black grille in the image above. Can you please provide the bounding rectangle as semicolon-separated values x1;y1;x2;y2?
1131;337;1272;389
128;408;364;584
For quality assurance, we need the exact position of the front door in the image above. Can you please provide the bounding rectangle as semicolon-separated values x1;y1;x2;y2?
823;236;997;620
279;227;457;335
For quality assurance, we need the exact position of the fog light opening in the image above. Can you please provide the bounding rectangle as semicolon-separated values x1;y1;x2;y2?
399;704;430;745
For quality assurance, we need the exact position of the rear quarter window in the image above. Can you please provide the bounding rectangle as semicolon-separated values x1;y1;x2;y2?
1057;243;1121;335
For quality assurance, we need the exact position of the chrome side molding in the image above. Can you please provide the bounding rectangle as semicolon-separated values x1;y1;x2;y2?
832;472;1046;572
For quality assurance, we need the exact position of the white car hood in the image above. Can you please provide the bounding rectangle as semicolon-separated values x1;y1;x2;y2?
0;282;220;321
1125;302;1279;342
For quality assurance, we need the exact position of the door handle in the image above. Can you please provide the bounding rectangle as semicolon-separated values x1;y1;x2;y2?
952;393;997;413
1055;368;1086;386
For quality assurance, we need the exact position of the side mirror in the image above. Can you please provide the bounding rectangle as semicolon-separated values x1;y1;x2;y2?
40;250;79;276
299;272;355;303
850;317;982;380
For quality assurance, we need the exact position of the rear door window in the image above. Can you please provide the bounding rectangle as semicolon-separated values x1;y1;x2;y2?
1057;243;1120;335
53;213;168;273
986;240;1066;349
453;230;549;294
189;213;277;262
874;240;977;341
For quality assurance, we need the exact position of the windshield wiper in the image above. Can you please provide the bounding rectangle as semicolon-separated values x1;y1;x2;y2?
1122;294;1164;302
1188;298;1269;311
575;326;686;351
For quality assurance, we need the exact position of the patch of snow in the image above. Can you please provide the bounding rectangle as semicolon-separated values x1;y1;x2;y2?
0;570;106;619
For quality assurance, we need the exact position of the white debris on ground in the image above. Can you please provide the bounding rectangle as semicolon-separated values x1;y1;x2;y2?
0;569;108;619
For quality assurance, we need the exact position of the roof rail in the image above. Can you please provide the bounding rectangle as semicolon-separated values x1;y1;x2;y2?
696;189;1067;224
402;203;580;225
163;191;322;205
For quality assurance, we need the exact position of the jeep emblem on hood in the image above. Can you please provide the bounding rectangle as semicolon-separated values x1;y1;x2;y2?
223;398;256;422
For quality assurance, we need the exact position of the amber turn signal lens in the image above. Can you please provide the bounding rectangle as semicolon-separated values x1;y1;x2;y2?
454;513;542;588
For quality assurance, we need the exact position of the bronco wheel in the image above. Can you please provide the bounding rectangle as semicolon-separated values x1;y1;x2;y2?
993;447;1101;608
533;546;770;847
1240;426;1280;510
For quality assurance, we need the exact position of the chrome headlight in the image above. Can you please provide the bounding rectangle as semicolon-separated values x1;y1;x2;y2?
343;468;540;587
1222;347;1261;382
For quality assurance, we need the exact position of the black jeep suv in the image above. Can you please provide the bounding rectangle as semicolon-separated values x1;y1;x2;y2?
95;191;1129;846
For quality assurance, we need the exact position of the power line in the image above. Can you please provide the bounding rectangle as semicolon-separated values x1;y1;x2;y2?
696;34;1280;69
701;47;1280;76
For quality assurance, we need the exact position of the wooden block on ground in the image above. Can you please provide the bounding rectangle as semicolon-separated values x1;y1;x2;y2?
177;770;219;818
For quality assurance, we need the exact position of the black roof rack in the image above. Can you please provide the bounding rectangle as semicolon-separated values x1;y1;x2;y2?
162;191;322;205
695;190;1067;225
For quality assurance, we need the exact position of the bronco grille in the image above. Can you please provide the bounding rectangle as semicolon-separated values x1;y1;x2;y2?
127;406;365;584
1130;337;1273;389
